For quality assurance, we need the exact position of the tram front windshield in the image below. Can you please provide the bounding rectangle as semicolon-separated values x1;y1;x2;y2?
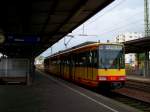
99;45;124;69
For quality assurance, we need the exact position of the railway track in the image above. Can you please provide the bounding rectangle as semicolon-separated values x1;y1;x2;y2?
82;85;150;112
99;91;150;112
73;83;150;112
125;80;150;93
97;79;150;112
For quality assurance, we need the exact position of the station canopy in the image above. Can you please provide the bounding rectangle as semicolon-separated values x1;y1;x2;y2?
0;0;114;58
124;37;150;53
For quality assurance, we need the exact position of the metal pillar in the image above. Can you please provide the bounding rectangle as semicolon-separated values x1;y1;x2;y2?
26;58;34;85
144;51;149;77
144;0;150;37
143;0;150;78
26;58;32;85
136;53;141;75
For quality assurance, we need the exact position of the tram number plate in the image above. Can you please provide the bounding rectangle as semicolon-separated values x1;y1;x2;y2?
112;82;121;87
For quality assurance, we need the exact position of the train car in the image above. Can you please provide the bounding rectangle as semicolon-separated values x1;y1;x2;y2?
44;42;126;89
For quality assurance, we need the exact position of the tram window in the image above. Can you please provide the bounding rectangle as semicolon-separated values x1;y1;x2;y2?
87;51;92;67
65;59;67;65
63;60;66;65
83;52;87;67
77;52;87;67
78;53;81;66
61;60;64;65
71;55;75;66
75;54;79;67
86;50;98;68
52;60;56;64
66;60;69;65
57;60;61;64
93;50;98;68
44;59;49;67
72;54;75;66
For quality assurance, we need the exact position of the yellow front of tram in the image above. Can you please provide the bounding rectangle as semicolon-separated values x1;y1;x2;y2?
96;44;126;89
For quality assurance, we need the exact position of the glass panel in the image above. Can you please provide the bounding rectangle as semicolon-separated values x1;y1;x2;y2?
99;45;125;69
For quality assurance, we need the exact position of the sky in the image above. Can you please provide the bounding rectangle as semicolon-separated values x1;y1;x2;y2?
41;0;145;57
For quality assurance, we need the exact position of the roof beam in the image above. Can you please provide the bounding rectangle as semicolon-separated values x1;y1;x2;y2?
40;0;59;35
42;0;87;43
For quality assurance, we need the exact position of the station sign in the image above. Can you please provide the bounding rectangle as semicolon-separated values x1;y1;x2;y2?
7;35;40;44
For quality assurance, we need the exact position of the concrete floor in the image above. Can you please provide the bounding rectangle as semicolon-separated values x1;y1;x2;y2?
0;71;140;112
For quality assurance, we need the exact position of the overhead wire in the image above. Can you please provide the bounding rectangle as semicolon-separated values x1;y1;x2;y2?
73;0;127;34
75;0;144;37
98;18;144;36
84;4;144;37
85;0;127;26
70;0;145;42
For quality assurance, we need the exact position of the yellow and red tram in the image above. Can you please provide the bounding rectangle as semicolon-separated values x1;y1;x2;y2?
44;42;126;89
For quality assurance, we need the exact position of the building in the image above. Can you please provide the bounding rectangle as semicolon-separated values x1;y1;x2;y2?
115;32;143;42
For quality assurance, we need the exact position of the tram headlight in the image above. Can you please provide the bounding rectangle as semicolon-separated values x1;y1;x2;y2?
119;76;126;80
99;76;107;81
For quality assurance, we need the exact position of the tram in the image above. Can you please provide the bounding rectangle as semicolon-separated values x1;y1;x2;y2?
44;42;126;89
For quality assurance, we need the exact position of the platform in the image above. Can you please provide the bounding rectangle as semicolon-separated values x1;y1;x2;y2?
0;70;140;112
127;75;150;84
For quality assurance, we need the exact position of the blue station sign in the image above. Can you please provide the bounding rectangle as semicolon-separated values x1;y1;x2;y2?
7;35;41;44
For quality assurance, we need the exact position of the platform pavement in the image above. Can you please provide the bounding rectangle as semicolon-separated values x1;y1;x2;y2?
127;75;150;84
0;70;140;112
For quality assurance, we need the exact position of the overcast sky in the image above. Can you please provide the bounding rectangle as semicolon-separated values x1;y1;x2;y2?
41;0;145;57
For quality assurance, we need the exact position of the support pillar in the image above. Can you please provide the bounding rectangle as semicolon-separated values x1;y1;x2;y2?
27;57;35;85
26;57;35;85
144;51;149;77
26;59;31;86
136;53;141;75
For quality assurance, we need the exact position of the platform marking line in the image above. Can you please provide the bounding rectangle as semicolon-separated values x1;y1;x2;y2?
39;71;119;112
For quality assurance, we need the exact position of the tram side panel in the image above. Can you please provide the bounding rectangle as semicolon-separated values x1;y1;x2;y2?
75;50;99;87
63;50;98;87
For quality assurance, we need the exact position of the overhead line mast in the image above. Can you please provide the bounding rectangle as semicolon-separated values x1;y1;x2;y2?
144;0;150;37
